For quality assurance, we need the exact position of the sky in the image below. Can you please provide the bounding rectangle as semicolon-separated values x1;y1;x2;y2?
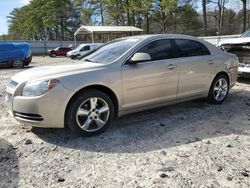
0;0;30;35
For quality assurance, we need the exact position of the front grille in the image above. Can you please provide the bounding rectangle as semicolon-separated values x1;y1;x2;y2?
14;112;43;121
7;80;18;88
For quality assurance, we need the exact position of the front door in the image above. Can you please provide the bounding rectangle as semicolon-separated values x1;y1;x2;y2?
121;39;179;110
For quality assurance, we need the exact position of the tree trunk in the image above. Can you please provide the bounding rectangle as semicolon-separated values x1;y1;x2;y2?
60;14;64;40
145;11;149;34
242;0;247;32
116;0;119;26
99;1;104;26
126;0;131;26
202;0;207;36
132;11;135;26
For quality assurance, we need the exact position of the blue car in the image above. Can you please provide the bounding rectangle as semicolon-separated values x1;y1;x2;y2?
0;42;32;68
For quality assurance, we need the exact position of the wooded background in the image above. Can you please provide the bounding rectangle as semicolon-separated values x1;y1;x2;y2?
1;0;249;41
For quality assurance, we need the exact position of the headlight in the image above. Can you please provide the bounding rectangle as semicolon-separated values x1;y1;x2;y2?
22;79;59;96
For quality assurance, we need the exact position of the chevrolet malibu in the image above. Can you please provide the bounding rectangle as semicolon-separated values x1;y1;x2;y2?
5;35;238;136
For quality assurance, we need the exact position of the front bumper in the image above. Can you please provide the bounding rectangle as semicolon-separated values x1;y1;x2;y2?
24;56;32;65
238;64;250;78
4;82;72;128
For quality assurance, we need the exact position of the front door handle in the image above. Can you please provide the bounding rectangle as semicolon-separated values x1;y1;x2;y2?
168;64;177;69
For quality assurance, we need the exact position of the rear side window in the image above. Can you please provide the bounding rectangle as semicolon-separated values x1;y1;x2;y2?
137;39;173;61
61;48;70;51
174;39;211;57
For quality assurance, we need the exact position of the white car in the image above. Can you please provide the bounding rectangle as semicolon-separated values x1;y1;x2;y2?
219;30;250;77
67;43;103;59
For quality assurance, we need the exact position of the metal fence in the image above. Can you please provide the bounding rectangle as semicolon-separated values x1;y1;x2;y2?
1;40;87;55
199;34;241;46
1;34;242;55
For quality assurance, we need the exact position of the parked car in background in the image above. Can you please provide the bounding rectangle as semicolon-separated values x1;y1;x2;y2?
0;42;32;69
219;30;250;78
67;43;103;59
5;34;238;136
48;47;72;57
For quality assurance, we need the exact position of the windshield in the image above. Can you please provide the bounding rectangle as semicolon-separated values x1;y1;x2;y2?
241;30;250;37
83;38;140;64
75;45;85;51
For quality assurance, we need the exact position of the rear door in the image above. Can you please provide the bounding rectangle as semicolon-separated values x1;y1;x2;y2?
121;39;179;110
173;39;217;99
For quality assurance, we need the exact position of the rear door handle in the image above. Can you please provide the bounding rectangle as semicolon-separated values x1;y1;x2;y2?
168;64;177;69
208;60;214;65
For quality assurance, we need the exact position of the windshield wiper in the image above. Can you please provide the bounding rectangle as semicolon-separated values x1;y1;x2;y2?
84;58;94;62
84;58;99;63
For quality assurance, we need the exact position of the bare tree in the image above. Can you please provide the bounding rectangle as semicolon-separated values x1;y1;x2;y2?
202;0;207;36
209;0;227;34
241;0;247;32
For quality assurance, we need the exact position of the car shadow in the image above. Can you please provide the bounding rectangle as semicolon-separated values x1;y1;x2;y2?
0;138;19;187
32;88;250;154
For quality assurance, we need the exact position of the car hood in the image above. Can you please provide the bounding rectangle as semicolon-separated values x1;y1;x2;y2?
67;50;77;54
11;61;103;83
218;37;250;46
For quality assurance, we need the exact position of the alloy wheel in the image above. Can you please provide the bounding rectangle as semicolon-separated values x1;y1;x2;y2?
76;97;110;132
213;78;228;101
13;60;24;69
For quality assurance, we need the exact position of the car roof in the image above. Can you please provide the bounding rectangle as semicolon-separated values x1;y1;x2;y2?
122;34;198;40
79;43;103;46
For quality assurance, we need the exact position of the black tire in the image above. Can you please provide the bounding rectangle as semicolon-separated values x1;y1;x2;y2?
12;60;24;69
207;74;229;104
51;53;56;57
65;89;114;136
76;54;81;59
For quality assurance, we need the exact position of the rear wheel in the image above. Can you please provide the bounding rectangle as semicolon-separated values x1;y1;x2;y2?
66;89;114;136
207;74;229;104
12;60;24;69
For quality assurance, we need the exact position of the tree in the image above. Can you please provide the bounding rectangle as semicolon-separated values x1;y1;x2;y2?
7;0;81;40
152;0;177;33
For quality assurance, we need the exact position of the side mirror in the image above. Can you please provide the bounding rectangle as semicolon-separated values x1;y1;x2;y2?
130;53;151;63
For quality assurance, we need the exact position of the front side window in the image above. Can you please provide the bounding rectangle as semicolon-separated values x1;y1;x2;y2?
174;39;211;57
137;39;173;61
81;45;90;51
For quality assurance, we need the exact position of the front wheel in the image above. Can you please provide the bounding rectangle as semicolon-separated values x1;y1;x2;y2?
12;60;24;69
76;54;81;59
207;75;229;104
65;89;114;136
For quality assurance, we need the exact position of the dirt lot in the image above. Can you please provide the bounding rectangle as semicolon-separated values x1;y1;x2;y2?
0;56;250;188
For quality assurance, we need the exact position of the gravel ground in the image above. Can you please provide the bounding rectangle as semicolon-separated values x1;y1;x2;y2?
0;56;250;188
